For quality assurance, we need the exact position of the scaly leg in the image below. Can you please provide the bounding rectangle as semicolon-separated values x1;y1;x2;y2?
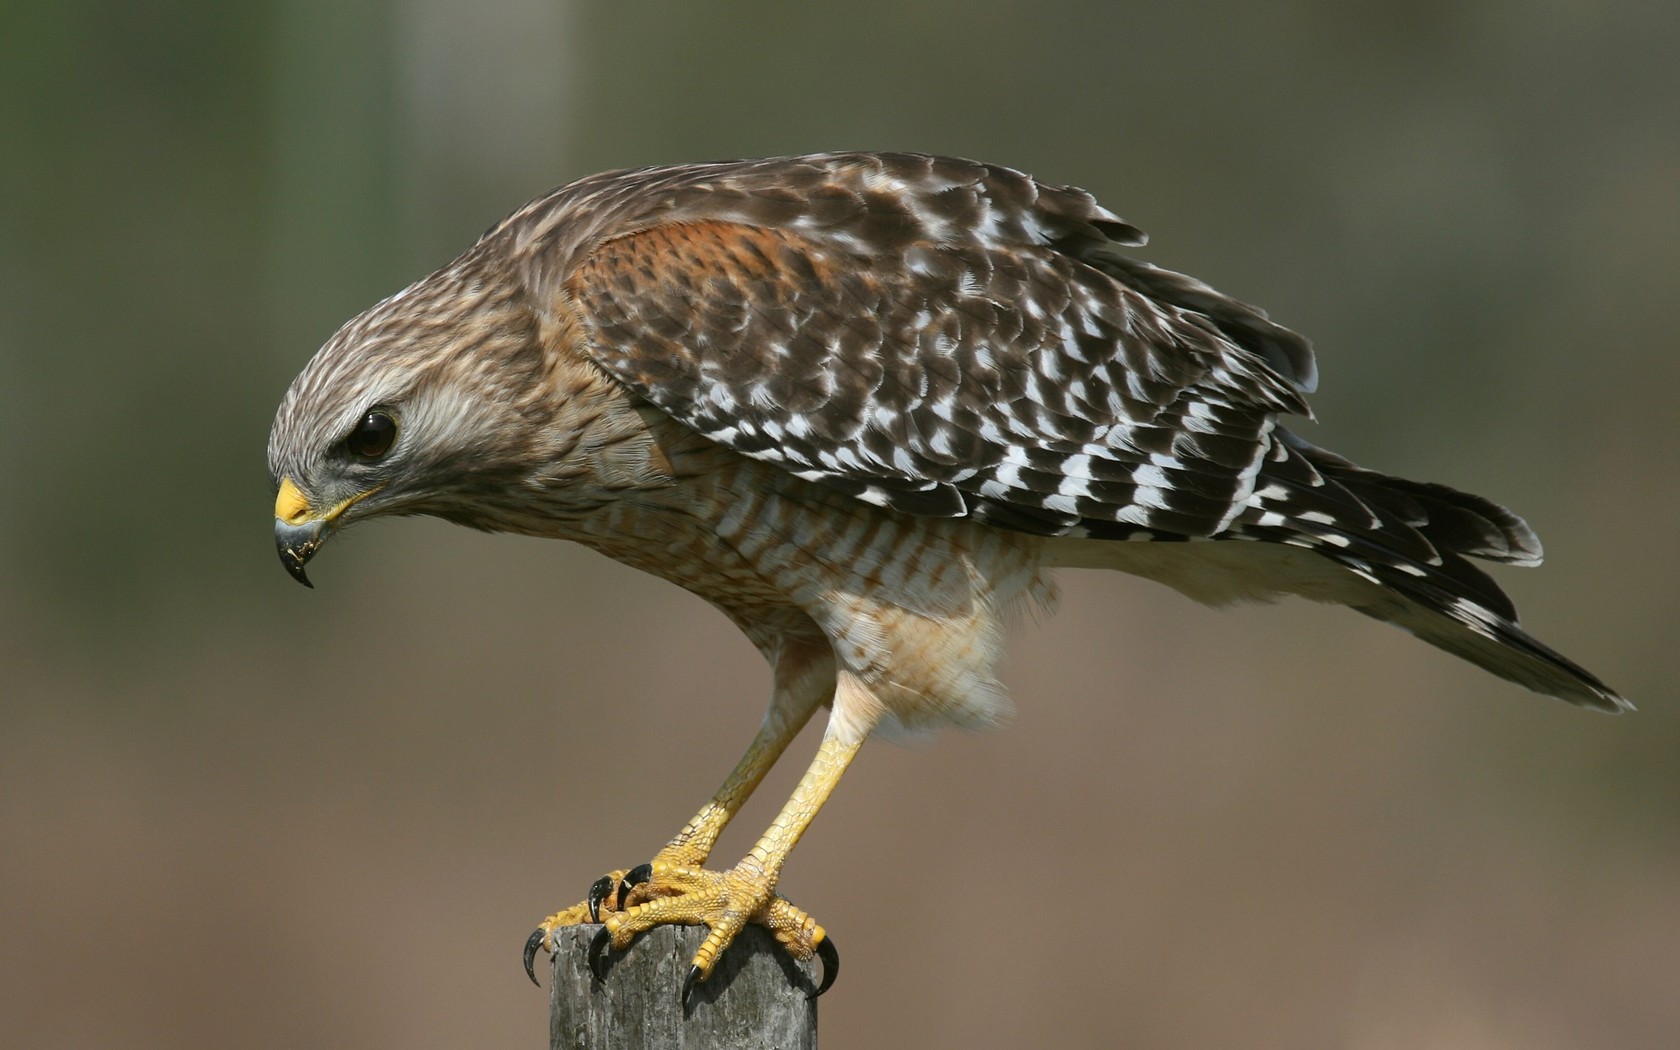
645;652;827;870
591;670;878;1001
524;643;832;983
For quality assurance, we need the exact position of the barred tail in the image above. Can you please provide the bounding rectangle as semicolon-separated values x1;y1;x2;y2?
1231;432;1628;712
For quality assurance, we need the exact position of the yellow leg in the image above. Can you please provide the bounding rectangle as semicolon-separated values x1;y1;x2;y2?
595;704;869;998
525;643;833;984
655;640;834;866
651;685;818;868
523;705;810;939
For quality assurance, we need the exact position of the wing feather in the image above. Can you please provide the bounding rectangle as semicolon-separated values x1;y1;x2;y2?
546;152;1315;539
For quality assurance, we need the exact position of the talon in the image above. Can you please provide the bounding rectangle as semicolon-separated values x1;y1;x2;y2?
567;860;835;1003
812;933;839;998
586;875;616;923
523;927;547;987
618;862;653;910
587;926;613;983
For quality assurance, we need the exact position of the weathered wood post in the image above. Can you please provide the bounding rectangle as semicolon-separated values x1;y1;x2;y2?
549;925;820;1049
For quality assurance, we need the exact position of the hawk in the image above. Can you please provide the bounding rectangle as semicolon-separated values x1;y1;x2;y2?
267;152;1626;1000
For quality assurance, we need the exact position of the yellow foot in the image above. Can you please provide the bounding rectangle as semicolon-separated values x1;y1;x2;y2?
596;860;836;1003
523;868;636;985
523;861;838;1001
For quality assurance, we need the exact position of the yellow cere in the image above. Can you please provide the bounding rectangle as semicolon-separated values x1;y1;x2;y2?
275;477;312;525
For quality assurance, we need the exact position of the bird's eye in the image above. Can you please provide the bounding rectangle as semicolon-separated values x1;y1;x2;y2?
345;411;397;459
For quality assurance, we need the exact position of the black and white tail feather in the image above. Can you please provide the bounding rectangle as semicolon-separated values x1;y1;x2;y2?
1076;221;1623;712
1049;258;1624;712
1234;433;1625;711
1049;430;1626;713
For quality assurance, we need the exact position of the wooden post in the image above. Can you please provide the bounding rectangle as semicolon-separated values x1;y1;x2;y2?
548;924;819;1049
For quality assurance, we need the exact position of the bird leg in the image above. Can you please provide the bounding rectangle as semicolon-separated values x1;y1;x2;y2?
524;701;810;936
525;644;832;986
646;696;815;872
592;724;865;1000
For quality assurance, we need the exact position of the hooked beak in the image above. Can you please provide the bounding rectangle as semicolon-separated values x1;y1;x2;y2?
276;521;325;587
275;477;324;587
274;476;378;588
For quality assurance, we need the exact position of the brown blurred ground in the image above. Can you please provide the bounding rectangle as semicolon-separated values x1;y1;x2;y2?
2;3;1676;1048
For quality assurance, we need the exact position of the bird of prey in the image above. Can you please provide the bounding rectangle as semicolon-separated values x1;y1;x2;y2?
267;151;1627;1001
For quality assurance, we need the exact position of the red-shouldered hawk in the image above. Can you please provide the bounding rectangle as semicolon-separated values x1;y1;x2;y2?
267;152;1626;1001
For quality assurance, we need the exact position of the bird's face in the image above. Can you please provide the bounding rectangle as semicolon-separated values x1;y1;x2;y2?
268;382;415;588
267;256;554;586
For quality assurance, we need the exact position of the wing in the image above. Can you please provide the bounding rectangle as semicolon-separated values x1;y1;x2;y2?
552;153;1317;540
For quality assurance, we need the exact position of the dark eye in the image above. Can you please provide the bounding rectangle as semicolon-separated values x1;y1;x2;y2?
345;411;397;459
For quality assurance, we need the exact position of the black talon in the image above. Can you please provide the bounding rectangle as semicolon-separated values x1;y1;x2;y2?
586;875;615;923
523;927;547;987
811;935;839;999
587;927;613;983
681;965;702;1007
617;863;653;911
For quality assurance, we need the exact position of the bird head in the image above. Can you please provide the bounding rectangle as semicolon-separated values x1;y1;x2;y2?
267;249;557;586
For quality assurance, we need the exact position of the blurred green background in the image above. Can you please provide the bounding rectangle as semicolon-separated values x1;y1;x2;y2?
3;2;1676;1047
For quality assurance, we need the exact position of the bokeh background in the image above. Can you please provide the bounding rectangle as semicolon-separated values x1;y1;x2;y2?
3;3;1677;1047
